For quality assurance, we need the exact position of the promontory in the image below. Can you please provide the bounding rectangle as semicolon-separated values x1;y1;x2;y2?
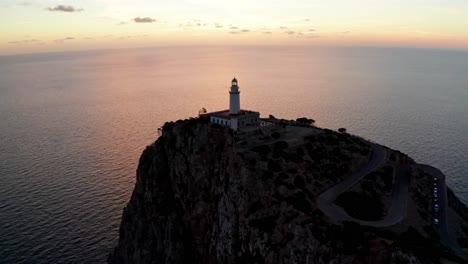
108;114;468;263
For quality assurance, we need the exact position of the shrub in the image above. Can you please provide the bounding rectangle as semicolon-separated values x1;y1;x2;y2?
274;141;289;150
294;176;305;189
342;221;364;254
381;167;394;191
249;216;277;233
198;114;210;123
296;117;315;126
361;181;374;192
271;131;281;139
296;148;305;156
285;191;312;213
268;160;282;172
335;191;384;220
281;151;303;164
250;145;271;157
462;223;468;236
338;127;347;133
246;201;263;215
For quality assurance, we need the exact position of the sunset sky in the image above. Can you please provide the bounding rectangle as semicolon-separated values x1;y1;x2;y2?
1;0;468;54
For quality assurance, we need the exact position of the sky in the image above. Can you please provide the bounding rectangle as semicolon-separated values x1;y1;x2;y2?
1;0;468;54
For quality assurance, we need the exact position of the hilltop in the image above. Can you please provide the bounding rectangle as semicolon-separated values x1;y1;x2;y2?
108;115;468;263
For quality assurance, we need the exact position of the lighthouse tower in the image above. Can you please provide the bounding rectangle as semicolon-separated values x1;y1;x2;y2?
229;78;240;114
209;78;259;131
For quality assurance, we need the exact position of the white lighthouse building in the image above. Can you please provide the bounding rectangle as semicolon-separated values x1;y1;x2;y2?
210;78;260;131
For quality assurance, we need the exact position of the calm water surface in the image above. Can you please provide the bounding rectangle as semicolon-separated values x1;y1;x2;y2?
0;46;467;263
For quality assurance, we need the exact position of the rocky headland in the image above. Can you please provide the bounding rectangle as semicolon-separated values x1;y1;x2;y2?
108;115;468;263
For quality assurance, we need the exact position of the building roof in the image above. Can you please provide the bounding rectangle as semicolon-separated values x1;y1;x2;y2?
232;77;237;83
210;109;259;119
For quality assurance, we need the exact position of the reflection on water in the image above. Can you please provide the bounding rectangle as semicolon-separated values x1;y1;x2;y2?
0;46;467;263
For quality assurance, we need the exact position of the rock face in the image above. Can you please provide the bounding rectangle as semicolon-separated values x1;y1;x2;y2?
108;117;467;264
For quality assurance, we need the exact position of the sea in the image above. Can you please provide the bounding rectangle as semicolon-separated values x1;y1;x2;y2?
0;46;467;263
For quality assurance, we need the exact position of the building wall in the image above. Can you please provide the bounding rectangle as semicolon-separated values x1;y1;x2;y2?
210;116;235;129
237;113;260;129
231;118;238;130
210;113;258;131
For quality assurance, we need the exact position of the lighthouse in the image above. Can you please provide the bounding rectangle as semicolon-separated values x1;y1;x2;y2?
229;78;240;114
209;78;260;131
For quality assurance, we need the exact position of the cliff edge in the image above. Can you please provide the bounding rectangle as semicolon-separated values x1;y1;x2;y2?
108;116;468;263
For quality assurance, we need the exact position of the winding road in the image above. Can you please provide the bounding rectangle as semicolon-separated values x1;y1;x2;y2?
317;143;467;258
317;144;392;226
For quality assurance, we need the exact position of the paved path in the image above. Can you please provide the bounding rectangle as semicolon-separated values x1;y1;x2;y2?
317;144;389;226
349;165;411;228
414;164;467;258
317;148;467;258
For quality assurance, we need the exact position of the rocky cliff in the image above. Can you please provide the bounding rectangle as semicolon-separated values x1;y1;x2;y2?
108;116;468;263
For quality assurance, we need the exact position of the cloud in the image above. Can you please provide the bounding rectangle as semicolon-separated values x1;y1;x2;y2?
117;22;127;26
18;2;33;6
54;37;75;43
308;29;316;32
229;29;251;34
279;26;288;29
7;39;40;44
181;22;193;27
191;19;207;26
179;19;208;29
215;23;223;28
23;39;39;43
230;26;238;30
284;30;296;35
133;17;156;23
19;1;42;7
262;31;272;34
47;5;83;12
